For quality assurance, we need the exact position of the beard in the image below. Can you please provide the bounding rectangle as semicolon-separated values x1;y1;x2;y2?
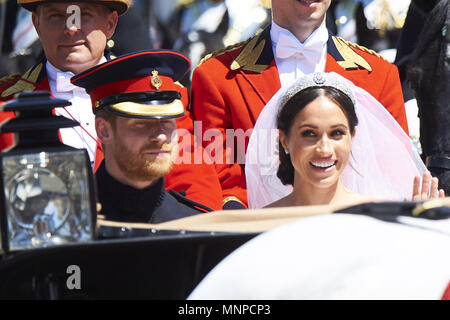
113;139;178;183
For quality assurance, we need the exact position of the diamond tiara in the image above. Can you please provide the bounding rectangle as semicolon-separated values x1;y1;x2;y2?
279;72;356;112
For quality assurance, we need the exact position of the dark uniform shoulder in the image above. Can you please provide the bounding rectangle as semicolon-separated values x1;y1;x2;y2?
168;189;214;213
144;190;207;224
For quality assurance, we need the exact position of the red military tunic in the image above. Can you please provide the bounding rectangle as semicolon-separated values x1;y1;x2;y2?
0;60;223;211
191;26;408;207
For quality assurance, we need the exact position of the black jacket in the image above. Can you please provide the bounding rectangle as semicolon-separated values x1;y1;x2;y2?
95;162;202;224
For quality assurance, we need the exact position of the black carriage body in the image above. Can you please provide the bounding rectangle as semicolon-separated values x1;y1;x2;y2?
0;231;257;299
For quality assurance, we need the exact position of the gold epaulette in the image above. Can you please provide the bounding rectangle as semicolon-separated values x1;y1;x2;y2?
337;37;388;62
0;73;21;86
1;63;43;98
198;39;250;66
332;36;372;72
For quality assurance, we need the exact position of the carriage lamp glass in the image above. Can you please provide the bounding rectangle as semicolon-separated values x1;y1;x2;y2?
0;91;96;253
1;149;94;251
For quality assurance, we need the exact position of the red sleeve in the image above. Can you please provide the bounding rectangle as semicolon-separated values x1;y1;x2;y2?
0;111;16;151
0;81;20;151
191;62;248;208
379;65;409;135
165;111;223;211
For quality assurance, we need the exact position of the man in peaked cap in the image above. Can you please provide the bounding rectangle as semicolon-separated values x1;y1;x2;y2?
18;0;131;14
0;0;128;162
190;0;409;208
72;51;209;223
0;0;223;210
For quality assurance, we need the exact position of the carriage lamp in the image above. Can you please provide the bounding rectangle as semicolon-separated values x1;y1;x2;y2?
0;92;96;253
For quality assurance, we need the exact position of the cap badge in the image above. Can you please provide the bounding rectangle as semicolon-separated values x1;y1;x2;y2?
151;70;162;90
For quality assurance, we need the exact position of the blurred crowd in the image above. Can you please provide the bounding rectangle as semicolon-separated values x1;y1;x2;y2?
0;0;416;80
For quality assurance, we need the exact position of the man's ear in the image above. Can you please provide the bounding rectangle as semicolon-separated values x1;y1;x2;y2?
105;10;119;39
31;11;40;35
95;117;113;145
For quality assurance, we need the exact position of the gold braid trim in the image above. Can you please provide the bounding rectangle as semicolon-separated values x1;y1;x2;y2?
1;63;43;97
198;39;250;66
0;73;21;86
336;37;388;62
222;196;245;207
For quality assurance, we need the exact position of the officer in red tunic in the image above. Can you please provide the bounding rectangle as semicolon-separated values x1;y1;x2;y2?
191;0;408;208
0;0;223;211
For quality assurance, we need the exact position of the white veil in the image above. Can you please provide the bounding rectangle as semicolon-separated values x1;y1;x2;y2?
245;72;427;209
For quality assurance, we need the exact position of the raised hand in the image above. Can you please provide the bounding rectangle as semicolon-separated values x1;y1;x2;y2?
412;172;445;201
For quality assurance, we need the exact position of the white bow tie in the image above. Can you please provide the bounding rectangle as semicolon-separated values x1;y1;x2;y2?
276;32;323;62
56;72;77;93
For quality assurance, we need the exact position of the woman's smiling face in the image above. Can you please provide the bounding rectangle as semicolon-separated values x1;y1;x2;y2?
280;95;354;189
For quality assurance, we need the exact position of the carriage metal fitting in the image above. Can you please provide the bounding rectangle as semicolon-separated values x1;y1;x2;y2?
412;198;450;218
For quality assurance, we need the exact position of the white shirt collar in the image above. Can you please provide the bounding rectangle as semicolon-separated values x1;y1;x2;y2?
46;60;73;83
46;57;107;82
270;21;329;88
271;20;329;50
46;57;107;94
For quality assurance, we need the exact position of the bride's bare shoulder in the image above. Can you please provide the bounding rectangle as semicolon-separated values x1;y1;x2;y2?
264;196;291;208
